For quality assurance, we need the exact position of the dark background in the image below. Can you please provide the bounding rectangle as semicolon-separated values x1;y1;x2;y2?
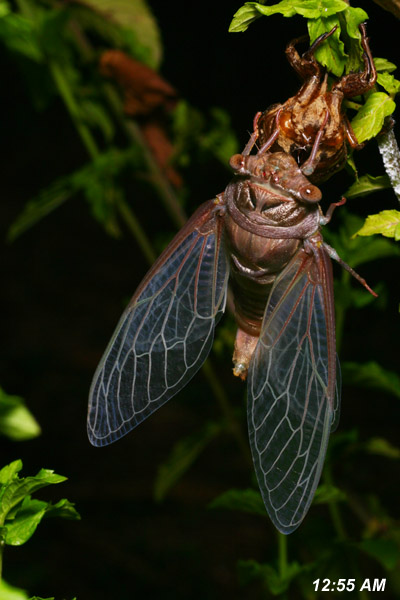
1;1;399;598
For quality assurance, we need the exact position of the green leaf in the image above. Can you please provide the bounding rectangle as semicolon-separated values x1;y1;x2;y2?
0;460;23;485
0;388;41;441
209;488;266;516
377;72;400;96
80;100;115;142
5;497;47;545
81;0;162;69
171;101;238;168
238;559;304;595
313;484;347;504
0;579;29;600
341;361;400;399
354;210;400;239
229;3;262;32
0;466;67;524
308;16;345;77
357;539;400;570
0;1;11;19
0;12;43;62
374;57;397;73
230;0;348;33
323;211;400;268
154;421;222;502
364;437;400;460
8;148;142;241
351;92;396;143
44;498;80;521
5;496;80;546
345;174;392;199
343;6;369;40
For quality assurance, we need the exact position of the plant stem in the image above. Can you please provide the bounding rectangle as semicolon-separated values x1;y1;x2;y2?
102;84;187;228
278;531;288;579
323;467;347;540
49;61;99;161
49;60;156;262
116;195;156;263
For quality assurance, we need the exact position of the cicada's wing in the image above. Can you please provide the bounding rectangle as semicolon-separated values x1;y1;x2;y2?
248;244;340;534
88;199;229;447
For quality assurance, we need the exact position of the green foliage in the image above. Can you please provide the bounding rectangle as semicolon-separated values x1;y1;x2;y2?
154;420;223;502
353;209;400;240
0;389;41;441
79;0;162;68
238;558;306;596
351;92;396;143
356;539;400;570
0;460;79;599
0;459;80;546
8;148;144;240
345;174;392;199
209;488;266;516
341;361;400;399
171;101;238;169
230;0;349;33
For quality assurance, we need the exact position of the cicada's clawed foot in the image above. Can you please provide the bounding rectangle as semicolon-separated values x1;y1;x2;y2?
233;328;259;381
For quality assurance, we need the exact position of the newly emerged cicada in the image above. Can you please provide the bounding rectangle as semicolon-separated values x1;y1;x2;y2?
87;122;375;533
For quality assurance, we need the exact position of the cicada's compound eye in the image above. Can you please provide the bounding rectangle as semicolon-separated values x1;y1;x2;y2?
300;184;321;203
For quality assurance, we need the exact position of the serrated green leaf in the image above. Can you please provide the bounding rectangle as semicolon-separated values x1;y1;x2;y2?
209;488;266;516
0;388;41;441
345;174;391;199
44;498;80;521
5;497;47;545
313;484;347;504
229;4;263;32
377;72;400;96
238;559;303;595
374;58;397;73
357;539;400;570
154;421;222;502
230;0;348;33
364;437;400;460
341;361;400;399
344;6;368;39
0;460;23;486
351;92;396;143
0;469;67;523
5;496;79;546
354;210;400;239
323;210;400;268
0;579;29;600
308;16;345;77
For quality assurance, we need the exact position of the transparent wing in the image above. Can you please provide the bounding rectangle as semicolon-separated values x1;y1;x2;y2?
88;200;229;447
248;244;339;534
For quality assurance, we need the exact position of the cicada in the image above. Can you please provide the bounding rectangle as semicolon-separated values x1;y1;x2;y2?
87;127;376;533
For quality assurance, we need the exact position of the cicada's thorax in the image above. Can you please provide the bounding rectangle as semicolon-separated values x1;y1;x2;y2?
222;151;322;377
